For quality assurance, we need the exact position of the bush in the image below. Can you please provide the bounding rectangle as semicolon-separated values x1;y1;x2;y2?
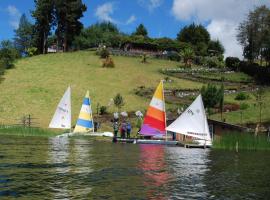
204;56;224;68
26;47;37;57
102;56;115;68
97;47;110;58
99;106;108;115
235;92;250;100
240;103;249;110
225;57;240;71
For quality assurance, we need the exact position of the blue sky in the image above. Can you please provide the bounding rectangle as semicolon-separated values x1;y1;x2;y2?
0;0;269;57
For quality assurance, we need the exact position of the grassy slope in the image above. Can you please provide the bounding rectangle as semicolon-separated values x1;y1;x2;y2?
0;51;202;128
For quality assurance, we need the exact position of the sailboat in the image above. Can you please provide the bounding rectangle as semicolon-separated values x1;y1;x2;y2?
166;94;212;147
49;86;72;131
137;81;177;145
49;87;113;137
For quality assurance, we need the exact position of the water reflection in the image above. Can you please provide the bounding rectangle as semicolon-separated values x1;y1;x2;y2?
48;137;70;200
138;144;170;200
165;147;210;199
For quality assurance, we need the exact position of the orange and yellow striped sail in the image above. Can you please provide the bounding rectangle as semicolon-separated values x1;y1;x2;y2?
140;81;166;136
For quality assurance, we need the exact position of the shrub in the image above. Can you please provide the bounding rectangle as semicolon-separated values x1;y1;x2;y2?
99;106;108;115
26;47;37;57
97;47;110;58
225;57;240;71
204;56;224;68
102;56;115;68
240;103;249;110
235;92;250;100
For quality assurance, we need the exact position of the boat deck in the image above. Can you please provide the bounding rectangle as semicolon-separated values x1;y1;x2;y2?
113;137;178;145
178;141;211;148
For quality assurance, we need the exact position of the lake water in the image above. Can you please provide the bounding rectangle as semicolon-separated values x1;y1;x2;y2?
0;136;269;200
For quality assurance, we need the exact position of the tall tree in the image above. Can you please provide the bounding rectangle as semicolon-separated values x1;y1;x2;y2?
133;24;148;37
237;5;270;63
14;14;34;55
55;0;87;51
177;23;210;46
32;0;54;54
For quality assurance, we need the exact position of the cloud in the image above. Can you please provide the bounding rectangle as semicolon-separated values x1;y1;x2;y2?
171;0;270;58
126;15;136;25
6;5;21;29
95;2;117;23
138;0;163;12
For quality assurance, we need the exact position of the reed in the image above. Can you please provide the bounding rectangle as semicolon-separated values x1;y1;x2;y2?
0;125;59;137
213;132;270;151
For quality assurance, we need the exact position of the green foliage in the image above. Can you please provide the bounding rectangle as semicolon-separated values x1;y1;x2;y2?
235;92;250;101
0;40;20;69
102;57;115;68
74;22;121;49
204;56;225;68
26;47;38;57
32;0;54;54
133;24;148;37
0;125;57;137
208;40;225;56
225;57;240;71
14;14;34;55
141;53;148;63
113;93;125;112
237;5;270;63
240;102;249;110
213;133;270;151
97;48;110;59
201;83;224;110
99;106;108;115
177;23;210;45
179;47;194;67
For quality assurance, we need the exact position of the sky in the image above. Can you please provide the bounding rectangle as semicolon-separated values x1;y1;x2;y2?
0;0;269;58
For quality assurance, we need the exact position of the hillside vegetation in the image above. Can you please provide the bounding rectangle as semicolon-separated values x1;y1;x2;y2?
0;51;201;128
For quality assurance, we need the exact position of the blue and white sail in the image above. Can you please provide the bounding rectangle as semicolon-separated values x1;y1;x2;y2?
73;91;94;133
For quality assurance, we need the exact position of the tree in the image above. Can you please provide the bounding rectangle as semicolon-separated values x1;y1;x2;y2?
177;23;210;46
32;0;54;54
0;40;20;69
113;93;125;112
14;14;34;55
208;40;225;56
55;0;87;51
179;47;194;67
237;5;270;63
74;22;121;49
133;24;148;37
201;84;224;115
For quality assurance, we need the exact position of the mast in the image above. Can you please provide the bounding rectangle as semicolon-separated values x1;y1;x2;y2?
89;94;94;133
162;80;167;141
70;85;72;133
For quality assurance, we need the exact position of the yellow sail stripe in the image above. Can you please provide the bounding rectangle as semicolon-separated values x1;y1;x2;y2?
153;81;163;101
78;111;92;121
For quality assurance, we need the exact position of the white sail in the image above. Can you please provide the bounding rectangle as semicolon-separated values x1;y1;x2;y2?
49;87;71;129
166;94;211;141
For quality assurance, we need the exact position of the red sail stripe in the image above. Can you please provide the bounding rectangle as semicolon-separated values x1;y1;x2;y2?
144;115;166;131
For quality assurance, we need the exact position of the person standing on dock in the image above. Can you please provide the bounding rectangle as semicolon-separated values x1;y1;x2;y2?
126;121;132;138
120;121;127;138
113;121;119;138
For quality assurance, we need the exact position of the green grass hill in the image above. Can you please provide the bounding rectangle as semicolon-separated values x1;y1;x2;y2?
0;51;201;129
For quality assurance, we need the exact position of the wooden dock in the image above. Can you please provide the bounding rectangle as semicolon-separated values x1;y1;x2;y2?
178;141;211;148
113;137;178;145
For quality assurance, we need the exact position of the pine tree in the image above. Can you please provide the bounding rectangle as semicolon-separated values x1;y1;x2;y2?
55;0;87;51
32;0;54;54
14;14;34;55
133;24;148;37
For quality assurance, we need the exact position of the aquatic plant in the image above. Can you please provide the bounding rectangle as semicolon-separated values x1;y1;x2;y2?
213;132;270;151
0;125;58;137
